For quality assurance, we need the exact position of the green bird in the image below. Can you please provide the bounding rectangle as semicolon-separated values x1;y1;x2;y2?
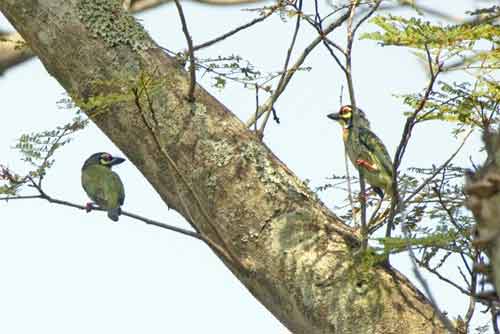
81;152;126;221
327;105;394;198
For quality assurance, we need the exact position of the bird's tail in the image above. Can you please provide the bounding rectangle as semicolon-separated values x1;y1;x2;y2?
107;207;121;222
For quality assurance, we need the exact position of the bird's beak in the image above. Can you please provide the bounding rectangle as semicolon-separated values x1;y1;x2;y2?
110;157;126;166
327;112;341;121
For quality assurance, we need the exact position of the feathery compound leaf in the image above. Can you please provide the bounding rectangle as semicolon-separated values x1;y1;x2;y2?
362;15;500;50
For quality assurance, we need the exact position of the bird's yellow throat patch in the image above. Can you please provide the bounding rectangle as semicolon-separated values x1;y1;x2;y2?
342;128;349;141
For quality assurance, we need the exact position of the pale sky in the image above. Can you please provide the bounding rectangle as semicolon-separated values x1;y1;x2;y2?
0;1;493;333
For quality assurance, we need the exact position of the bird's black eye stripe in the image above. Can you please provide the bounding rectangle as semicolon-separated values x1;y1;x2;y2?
101;154;112;161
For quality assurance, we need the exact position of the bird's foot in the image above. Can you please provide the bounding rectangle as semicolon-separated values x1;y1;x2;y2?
85;202;96;213
355;159;377;172
357;192;368;202
357;188;384;202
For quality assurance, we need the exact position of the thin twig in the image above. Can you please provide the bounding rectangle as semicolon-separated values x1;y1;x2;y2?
433;183;469;238
1;184;201;240
399;186;458;333
257;0;303;136
309;1;346;74
464;251;479;330
367;198;382;227
344;0;368;249
387;54;442;238
358;172;368;250
193;7;277;51
344;136;356;227
254;84;259;133
367;207;390;234
403;129;472;204
393;58;441;172
173;0;196;102
415;258;470;295
491;306;500;334
246;10;351;128
37;128;70;187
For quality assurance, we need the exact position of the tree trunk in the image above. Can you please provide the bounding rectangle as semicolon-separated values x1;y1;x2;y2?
0;1;447;332
466;131;500;300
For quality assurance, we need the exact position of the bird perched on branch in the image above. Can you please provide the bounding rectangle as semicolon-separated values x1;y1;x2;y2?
327;105;394;199
81;152;126;221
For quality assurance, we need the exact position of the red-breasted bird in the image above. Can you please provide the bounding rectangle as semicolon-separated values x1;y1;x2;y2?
81;152;125;221
327;105;394;198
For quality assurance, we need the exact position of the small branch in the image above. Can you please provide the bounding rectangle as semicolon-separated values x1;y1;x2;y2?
345;0;359;108
254;84;259;133
387;57;442;236
344;150;357;226
173;0;196;102
415;258;470;296
367;198;382;227
37;127;70;187
245;10;351;128
308;1;347;74
398;187;458;333
351;0;381;37
344;0;368;248
256;0;302;136
1;191;202;240
403;129;472;204
367;207;390;234
492;306;500;334
123;209;201;239
193;7;276;51
359;171;368;250
433;183;469;239
465;251;479;330
393;57;441;172
276;0;302;104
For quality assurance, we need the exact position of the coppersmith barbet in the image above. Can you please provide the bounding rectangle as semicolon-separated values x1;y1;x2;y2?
327;105;394;198
81;152;125;221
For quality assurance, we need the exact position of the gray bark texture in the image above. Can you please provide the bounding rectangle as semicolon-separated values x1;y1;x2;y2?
0;0;447;333
466;131;500;300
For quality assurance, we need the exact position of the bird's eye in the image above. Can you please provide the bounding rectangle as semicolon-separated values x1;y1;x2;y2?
101;154;112;161
100;154;113;164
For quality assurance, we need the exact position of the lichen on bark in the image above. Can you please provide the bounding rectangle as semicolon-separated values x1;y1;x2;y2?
77;0;154;51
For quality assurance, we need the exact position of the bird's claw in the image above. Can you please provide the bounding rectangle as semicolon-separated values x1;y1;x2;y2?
85;202;95;213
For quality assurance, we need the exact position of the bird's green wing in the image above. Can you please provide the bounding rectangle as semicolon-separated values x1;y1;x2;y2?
82;165;125;209
358;127;393;177
111;171;125;206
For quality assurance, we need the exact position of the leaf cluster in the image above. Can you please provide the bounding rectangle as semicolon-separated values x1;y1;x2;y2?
397;80;499;131
362;15;499;49
0;116;88;197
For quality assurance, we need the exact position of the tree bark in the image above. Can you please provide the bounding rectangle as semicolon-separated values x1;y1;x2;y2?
0;0;447;332
466;131;500;300
0;30;34;74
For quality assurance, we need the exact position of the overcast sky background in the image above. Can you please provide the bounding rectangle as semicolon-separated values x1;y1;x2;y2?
0;0;494;333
